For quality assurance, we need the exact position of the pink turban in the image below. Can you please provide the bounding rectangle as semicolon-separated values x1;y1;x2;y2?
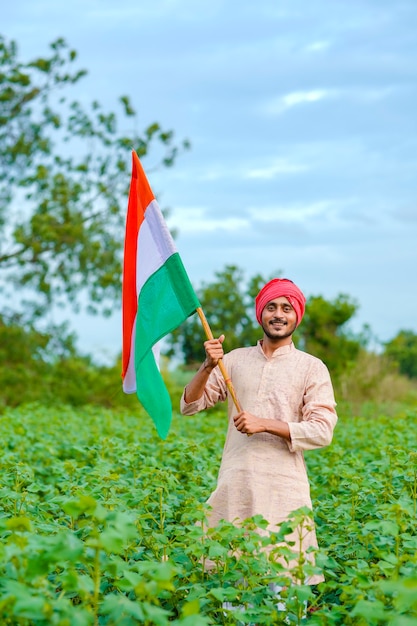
255;278;306;326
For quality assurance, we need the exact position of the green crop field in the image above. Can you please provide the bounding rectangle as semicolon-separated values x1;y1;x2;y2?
0;402;416;625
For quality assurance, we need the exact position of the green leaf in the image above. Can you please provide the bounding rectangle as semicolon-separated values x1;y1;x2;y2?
351;599;387;621
181;598;200;616
6;516;32;532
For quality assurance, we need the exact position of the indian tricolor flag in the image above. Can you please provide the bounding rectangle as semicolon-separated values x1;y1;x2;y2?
122;151;200;439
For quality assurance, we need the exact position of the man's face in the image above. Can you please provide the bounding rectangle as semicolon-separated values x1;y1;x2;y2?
261;296;297;341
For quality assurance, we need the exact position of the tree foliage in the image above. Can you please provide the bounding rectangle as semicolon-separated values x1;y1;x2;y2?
297;294;363;378
0;35;188;318
0;312;133;409
384;330;417;379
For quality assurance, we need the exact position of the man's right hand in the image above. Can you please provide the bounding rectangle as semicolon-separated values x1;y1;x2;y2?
203;334;225;371
183;334;225;403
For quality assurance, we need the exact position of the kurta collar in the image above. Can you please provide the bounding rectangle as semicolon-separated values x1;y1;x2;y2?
256;340;294;359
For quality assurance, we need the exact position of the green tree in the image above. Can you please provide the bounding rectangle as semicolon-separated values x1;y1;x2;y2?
297;294;362;378
0;311;135;409
384;330;417;379
0;35;188;319
0;311;70;406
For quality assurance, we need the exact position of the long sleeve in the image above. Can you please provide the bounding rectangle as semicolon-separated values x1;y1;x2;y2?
180;366;227;415
287;360;337;452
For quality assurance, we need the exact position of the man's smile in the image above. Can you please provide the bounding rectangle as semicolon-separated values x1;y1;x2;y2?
270;319;287;327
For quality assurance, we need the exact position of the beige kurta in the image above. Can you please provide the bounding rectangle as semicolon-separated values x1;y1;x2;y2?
180;342;338;585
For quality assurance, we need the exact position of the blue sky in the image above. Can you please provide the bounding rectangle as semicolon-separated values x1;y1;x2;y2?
3;0;417;363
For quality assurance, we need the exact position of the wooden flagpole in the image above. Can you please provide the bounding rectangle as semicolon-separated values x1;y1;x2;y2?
196;307;242;413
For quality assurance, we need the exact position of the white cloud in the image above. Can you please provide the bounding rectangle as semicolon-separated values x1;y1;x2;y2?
261;85;394;117
168;207;249;233
282;89;330;108
263;89;334;115
244;159;308;179
247;200;335;222
304;40;331;53
199;168;227;182
164;159;308;184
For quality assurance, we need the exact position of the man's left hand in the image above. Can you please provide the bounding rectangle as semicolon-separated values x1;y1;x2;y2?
233;411;266;435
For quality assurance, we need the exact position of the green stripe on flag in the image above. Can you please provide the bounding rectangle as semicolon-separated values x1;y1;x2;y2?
135;350;173;439
135;253;200;438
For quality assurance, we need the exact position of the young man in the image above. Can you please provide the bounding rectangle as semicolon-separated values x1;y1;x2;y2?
180;278;338;585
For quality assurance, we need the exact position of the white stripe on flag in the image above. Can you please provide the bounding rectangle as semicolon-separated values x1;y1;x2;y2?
136;201;177;293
